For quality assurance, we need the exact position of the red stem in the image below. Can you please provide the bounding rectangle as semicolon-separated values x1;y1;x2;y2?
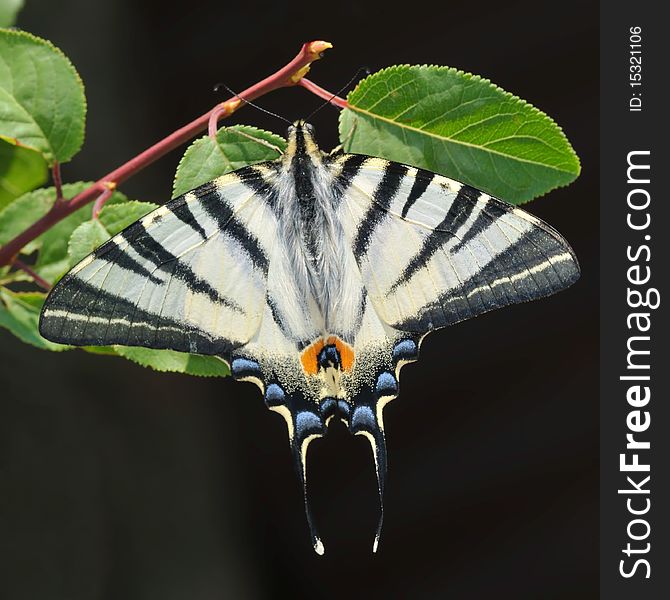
298;78;348;109
91;185;115;219
208;104;229;139
0;41;334;267
52;162;64;202
13;259;51;291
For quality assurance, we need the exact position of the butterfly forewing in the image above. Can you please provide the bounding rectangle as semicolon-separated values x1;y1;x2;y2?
39;170;277;357
331;156;580;334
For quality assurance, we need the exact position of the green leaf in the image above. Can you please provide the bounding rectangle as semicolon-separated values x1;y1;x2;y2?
0;136;47;209
0;29;86;164
67;219;110;266
98;200;157;235
5;182;127;282
0;262;30;286
0;181;54;251
173;125;286;198
0;0;23;27
114;346;230;377
67;200;157;268
339;65;580;204
81;346;118;356
0;288;68;350
0;190;49;245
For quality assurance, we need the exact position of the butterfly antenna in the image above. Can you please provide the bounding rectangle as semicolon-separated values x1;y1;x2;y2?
213;83;292;125
306;66;371;121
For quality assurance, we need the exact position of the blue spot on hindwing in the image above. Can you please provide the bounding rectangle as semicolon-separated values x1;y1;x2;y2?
336;400;350;420
231;357;262;380
264;383;285;407
321;398;351;423
295;411;323;437
351;405;376;430
319;397;336;419
392;339;418;362
375;372;398;398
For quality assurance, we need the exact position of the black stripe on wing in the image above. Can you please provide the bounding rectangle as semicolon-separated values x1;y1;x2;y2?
91;239;162;284
391;228;580;332
198;181;270;274
450;197;509;254
353;163;408;259
170;197;208;240
387;183;481;293
235;165;279;212
401;169;435;217
113;222;243;313
330;153;368;207
39;277;238;356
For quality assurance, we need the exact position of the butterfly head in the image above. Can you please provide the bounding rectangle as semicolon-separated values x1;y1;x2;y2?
285;120;321;164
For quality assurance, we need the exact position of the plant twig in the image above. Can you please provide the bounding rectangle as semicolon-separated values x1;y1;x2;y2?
12;259;51;291
91;182;116;219
0;40;334;267
208;99;241;139
298;78;348;109
52;162;64;203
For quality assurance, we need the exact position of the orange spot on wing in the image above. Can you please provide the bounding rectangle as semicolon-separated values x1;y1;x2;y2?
300;336;356;376
328;336;355;371
300;339;325;375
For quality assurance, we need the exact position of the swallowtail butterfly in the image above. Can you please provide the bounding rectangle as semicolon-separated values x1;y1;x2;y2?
39;121;580;554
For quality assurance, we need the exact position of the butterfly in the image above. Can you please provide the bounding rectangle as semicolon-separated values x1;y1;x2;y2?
39;120;580;554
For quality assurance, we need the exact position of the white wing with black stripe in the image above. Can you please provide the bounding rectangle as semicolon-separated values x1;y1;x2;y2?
40;169;278;358
331;156;580;335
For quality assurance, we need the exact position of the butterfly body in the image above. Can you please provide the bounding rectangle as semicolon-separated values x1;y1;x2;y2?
40;120;580;554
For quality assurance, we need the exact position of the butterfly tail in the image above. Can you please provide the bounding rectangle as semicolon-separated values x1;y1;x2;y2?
290;405;327;555
350;402;389;553
370;429;388;554
291;440;324;555
252;364;328;555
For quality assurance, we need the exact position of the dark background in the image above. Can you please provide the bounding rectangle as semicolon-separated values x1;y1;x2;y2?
1;1;599;598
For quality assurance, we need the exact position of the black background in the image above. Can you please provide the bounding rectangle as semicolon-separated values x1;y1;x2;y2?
1;1;599;598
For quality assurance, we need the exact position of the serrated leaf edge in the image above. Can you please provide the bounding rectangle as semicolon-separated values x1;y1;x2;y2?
343;64;581;188
0;28;87;164
113;346;230;378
